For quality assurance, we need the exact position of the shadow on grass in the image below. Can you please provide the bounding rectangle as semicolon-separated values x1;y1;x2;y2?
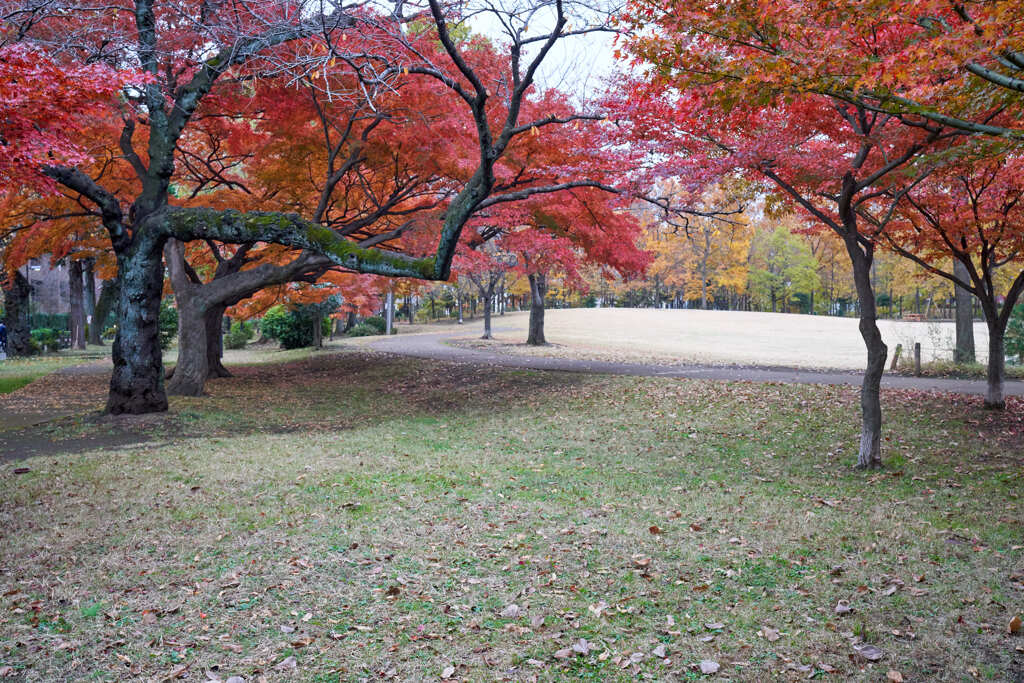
1;351;587;462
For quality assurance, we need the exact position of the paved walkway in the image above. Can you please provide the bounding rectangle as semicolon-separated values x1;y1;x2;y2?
370;327;1024;398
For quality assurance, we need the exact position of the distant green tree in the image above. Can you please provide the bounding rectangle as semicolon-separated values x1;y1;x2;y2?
748;225;820;312
158;299;178;351
1007;304;1024;365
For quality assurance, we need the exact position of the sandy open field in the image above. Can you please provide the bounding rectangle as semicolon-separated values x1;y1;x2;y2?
476;307;990;370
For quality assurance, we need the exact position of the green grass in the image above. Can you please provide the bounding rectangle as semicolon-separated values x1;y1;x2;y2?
0;349;1022;681
894;357;1024;380
0;347;108;395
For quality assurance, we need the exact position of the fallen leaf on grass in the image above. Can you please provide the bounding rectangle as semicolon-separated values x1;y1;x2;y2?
500;603;521;619
160;663;189;681
1009;615;1022;634
699;660;720;674
553;648;572;660
142;610;157;624
530;614;544;629
649;525;663;535
571;638;591;655
887;670;904;682
853;644;884;661
652;644;667;658
632;555;652;569
441;665;456;679
384;585;401;598
761;627;780;642
705;621;725;630
835;600;853;615
274;656;297;671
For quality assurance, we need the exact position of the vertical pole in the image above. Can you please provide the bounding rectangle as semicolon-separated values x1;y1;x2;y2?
914;342;922;377
385;290;393;336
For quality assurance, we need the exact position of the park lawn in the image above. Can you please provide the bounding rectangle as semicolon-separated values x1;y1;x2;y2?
0;350;1022;682
0;348;108;396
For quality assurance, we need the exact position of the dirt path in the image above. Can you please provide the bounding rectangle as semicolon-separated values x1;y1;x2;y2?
370;325;1024;398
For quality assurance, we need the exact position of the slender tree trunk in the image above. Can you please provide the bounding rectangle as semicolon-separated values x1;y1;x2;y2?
313;314;323;348
527;273;547;346
481;285;494;339
205;305;231;378
93;278;119;343
985;321;1006;409
845;240;885;469
69;259;86;350
2;269;32;356
107;246;169;414
83;259;101;345
407;295;414;324
344;310;356;332
954;260;976;364
457;292;464;324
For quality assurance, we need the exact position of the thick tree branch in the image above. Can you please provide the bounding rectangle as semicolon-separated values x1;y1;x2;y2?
161;207;438;279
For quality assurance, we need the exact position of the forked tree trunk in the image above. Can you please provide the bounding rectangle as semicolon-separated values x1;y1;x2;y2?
845;238;885;470
83;259;101;345
954;260;976;364
69;259;86;349
527;272;547;346
107;245;169;414
985;322;1006;409
2;270;32;356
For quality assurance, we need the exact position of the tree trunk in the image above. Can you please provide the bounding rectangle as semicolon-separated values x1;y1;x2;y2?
985;321;1006;409
205;305;231;378
107;246;169;414
1;269;32;356
846;240;885;469
953;259;976;364
166;297;208;397
481;285;494;339
527;273;547;346
457;292;464;324
69;259;86;350
313;314;323;348
93;278;119;342
83;259;101;345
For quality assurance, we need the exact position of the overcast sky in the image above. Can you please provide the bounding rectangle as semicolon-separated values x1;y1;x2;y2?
463;1;623;105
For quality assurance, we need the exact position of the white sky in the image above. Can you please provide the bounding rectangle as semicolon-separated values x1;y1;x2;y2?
463;1;623;106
